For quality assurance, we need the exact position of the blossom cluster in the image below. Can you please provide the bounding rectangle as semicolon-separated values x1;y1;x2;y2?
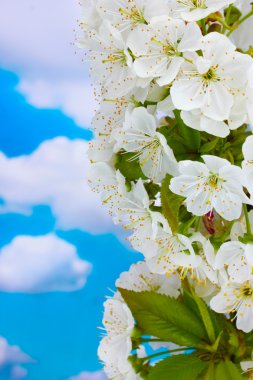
79;0;253;378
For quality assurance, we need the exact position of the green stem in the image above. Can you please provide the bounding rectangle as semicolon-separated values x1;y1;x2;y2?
195;216;202;232
139;338;164;343
140;347;193;362
179;216;197;234
216;17;233;31
243;204;252;236
227;9;253;37
201;19;207;35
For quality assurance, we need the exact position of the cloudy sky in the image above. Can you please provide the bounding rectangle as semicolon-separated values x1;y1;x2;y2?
0;1;140;379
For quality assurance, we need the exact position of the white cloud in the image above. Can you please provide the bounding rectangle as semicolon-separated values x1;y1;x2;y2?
0;337;33;379
0;0;95;127
0;234;91;293
0;137;113;234
18;79;95;128
68;371;107;380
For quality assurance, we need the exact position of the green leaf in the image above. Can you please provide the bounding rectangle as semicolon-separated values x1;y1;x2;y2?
174;110;201;151
147;354;207;380
114;151;146;181
118;289;206;347
215;360;246;380
225;5;242;25
144;182;160;201
203;362;215;380
191;291;216;344
182;289;229;348
200;138;220;154
161;175;184;233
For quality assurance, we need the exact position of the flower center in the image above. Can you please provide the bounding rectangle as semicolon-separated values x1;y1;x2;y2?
241;285;253;297
177;0;207;10
103;50;127;66
202;67;220;85
206;174;220;189
119;6;147;25
151;37;180;57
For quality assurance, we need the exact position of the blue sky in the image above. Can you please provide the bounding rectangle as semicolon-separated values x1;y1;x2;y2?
0;2;140;379
0;67;140;380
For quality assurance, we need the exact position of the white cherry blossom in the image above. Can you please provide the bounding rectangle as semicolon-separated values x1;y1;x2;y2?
115;179;168;236
242;135;253;196
231;210;253;241
146;231;218;287
128;17;202;86
114;107;178;182
89;97;136;162
181;110;230;138
145;227;201;276
170;0;236;22
181;89;248;138
104;359;141;380
171;33;252;122
83;22;138;97
98;295;134;368
188;233;218;285
214;241;253;283
210;280;253;333
170;155;250;221
81;0;253;366
87;163;126;215
79;0;102;31
97;0;169;35
247;65;253;130
116;261;180;297
231;1;253;50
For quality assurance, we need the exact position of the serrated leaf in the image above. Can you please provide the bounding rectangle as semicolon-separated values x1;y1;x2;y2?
215;360;246;380
147;354;207;380
183;289;228;347
118;289;206;347
161;175;184;233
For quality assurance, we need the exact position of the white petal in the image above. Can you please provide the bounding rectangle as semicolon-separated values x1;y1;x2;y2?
157;57;184;86
171;79;205;111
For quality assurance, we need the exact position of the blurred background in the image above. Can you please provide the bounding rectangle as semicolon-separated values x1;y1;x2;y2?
0;1;140;379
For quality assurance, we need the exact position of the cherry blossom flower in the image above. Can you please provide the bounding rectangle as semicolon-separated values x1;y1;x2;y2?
115;179;168;235
128;16;202;86
116;261;181;297
98;295;134;369
82;22;138;97
242;135;253;196
170;0;236;22
114;107;178;182
104;359;141;380
210;280;253;333
214;241;253;283
170;155;250;221
87;162;126;215
171;33;252;122
97;0;169;35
